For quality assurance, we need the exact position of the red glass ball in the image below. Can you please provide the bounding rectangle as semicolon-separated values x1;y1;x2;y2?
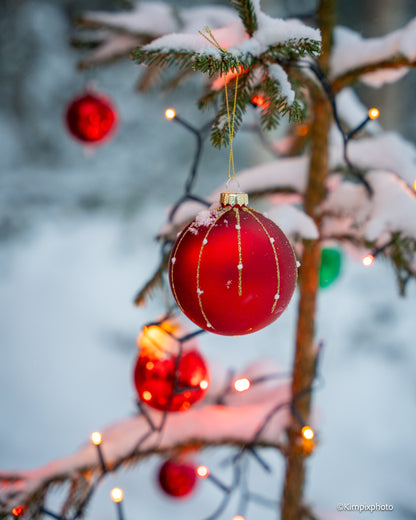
158;459;197;498
65;91;117;144
134;348;209;412
169;197;298;335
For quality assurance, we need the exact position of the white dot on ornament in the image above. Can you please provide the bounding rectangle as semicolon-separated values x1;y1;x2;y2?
237;264;243;270
197;288;204;295
274;293;280;300
206;322;212;328
235;224;241;230
296;261;301;268
171;257;176;264
203;238;208;245
270;237;275;243
200;379;209;390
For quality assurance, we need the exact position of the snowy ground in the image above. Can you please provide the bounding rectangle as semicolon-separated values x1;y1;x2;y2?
1;2;416;520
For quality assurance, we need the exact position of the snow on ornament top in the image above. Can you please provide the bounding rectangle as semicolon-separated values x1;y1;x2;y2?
169;193;298;336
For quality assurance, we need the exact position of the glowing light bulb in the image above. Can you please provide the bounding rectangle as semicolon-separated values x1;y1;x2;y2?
232;516;246;520
142;390;152;401
91;431;102;446
251;95;266;107
362;254;375;267
233;377;251;392
368;107;380;120
413;179;416;192
12;507;25;518
199;379;209;390
196;465;209;478
111;488;123;503
297;124;309;137
165;108;176;120
301;426;315;440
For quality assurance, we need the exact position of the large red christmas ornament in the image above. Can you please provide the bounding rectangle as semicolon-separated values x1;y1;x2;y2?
169;193;298;336
134;323;209;412
65;90;117;144
158;459;197;498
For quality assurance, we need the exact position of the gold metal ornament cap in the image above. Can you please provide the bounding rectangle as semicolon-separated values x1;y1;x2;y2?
220;192;249;207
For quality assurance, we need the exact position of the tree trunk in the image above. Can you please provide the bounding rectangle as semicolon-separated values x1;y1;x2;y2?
280;0;337;518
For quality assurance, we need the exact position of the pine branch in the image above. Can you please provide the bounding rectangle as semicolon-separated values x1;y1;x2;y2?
133;264;165;306
130;47;198;70
230;0;258;36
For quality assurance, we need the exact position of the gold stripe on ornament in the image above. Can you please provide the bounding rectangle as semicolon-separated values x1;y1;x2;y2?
196;207;232;330
242;207;280;313
234;208;243;296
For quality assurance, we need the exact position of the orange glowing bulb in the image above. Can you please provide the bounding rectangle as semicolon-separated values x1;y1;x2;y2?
233;377;251;392
251;95;266;107
196;465;209;478
232;516;246;520
301;426;315;440
12;507;25;518
413;179;416;192
199;379;209;390
91;431;102;446
368;107;380;120
362;254;375;267
111;488;123;503
165;108;176;120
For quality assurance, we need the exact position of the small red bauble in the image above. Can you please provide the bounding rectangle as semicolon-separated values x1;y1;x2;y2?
134;324;209;412
158;459;197;498
169;193;298;336
65;90;117;144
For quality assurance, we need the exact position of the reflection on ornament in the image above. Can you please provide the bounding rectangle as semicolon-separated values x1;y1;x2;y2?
319;247;342;288
169;193;298;336
65;90;117;144
158;459;197;498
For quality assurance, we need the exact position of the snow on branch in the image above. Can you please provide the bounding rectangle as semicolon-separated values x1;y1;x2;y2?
322;171;416;243
330;20;416;90
330;131;416;189
0;378;291;515
75;3;239;68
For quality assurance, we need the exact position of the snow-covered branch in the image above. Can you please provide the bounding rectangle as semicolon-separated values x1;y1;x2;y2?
0;379;291;516
330;20;416;91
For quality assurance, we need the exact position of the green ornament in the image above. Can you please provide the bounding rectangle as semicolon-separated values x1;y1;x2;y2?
319;247;342;288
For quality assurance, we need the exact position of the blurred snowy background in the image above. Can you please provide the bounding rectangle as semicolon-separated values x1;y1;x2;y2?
1;0;415;519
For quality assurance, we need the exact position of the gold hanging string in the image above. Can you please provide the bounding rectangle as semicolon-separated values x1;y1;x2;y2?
198;26;240;181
